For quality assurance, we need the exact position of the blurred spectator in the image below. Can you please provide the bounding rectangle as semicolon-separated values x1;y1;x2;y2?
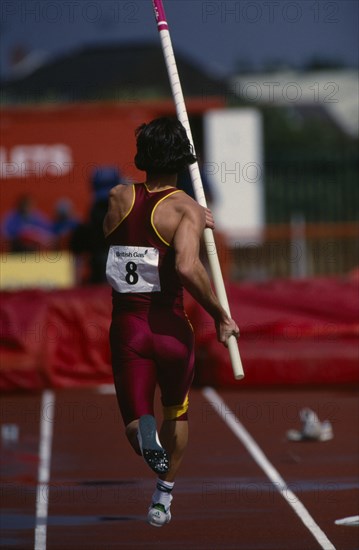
177;164;215;205
1;194;53;252
52;198;80;250
71;166;121;284
88;166;121;283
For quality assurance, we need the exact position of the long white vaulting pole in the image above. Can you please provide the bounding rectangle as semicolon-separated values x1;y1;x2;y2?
151;0;244;380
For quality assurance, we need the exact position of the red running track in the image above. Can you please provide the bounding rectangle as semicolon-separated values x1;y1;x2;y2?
1;385;358;550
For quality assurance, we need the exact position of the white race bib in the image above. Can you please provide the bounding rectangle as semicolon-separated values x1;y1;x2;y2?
106;245;161;293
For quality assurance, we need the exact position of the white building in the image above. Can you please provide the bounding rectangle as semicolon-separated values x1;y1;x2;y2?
230;70;359;138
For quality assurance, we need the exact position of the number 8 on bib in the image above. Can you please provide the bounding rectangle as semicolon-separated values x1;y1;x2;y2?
106;245;161;293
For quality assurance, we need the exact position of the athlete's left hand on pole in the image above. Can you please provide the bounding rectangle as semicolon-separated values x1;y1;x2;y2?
216;317;240;348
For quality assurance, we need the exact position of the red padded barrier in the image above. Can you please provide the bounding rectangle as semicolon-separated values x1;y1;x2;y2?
1;277;358;391
190;277;359;387
0;286;112;391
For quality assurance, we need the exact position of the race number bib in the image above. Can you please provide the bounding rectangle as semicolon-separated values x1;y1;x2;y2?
106;245;161;293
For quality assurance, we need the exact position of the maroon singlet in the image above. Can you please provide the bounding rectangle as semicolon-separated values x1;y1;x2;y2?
106;183;194;426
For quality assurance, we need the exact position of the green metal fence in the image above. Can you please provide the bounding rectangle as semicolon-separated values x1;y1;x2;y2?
226;152;359;280
265;153;359;224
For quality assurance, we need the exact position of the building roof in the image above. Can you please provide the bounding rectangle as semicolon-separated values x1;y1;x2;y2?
230;69;359;137
0;42;226;103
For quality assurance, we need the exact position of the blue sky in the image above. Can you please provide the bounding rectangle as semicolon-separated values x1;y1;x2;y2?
0;0;358;80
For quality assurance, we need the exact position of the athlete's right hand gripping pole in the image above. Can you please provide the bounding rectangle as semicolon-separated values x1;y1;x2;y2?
151;0;244;380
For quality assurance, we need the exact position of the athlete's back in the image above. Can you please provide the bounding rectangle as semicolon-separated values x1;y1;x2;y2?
104;182;200;308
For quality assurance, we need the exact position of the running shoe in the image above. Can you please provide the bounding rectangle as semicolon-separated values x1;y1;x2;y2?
147;503;172;527
137;415;170;474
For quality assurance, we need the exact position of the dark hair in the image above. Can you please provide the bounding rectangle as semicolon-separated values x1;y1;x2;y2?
134;117;197;174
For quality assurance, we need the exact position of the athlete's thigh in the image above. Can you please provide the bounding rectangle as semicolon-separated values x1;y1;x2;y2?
152;309;195;407
110;311;157;425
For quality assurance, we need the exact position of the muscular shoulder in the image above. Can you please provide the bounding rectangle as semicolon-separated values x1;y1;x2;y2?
103;183;134;236
168;191;205;224
154;190;205;245
108;183;132;201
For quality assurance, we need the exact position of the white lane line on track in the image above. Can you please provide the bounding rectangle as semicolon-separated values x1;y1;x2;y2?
34;390;55;550
97;384;116;394
202;387;336;550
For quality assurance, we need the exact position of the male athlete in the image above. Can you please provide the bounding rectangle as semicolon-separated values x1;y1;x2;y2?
104;117;239;527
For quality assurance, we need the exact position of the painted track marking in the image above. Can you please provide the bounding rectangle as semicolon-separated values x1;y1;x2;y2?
34;390;55;550
202;387;336;550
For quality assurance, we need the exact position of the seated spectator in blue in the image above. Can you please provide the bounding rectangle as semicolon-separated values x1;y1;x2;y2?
70;166;121;284
52;198;79;249
89;167;121;283
2;194;53;252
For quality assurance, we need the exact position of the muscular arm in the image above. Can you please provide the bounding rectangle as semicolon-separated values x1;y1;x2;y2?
173;204;239;346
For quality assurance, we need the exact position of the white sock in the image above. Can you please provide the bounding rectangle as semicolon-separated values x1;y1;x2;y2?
152;478;174;510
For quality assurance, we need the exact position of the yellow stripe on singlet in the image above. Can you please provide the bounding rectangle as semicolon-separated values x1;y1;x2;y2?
151;190;183;246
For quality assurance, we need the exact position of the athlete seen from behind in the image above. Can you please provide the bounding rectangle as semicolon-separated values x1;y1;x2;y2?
103;117;239;527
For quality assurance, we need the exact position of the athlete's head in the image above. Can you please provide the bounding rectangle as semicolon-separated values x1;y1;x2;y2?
134;117;197;174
